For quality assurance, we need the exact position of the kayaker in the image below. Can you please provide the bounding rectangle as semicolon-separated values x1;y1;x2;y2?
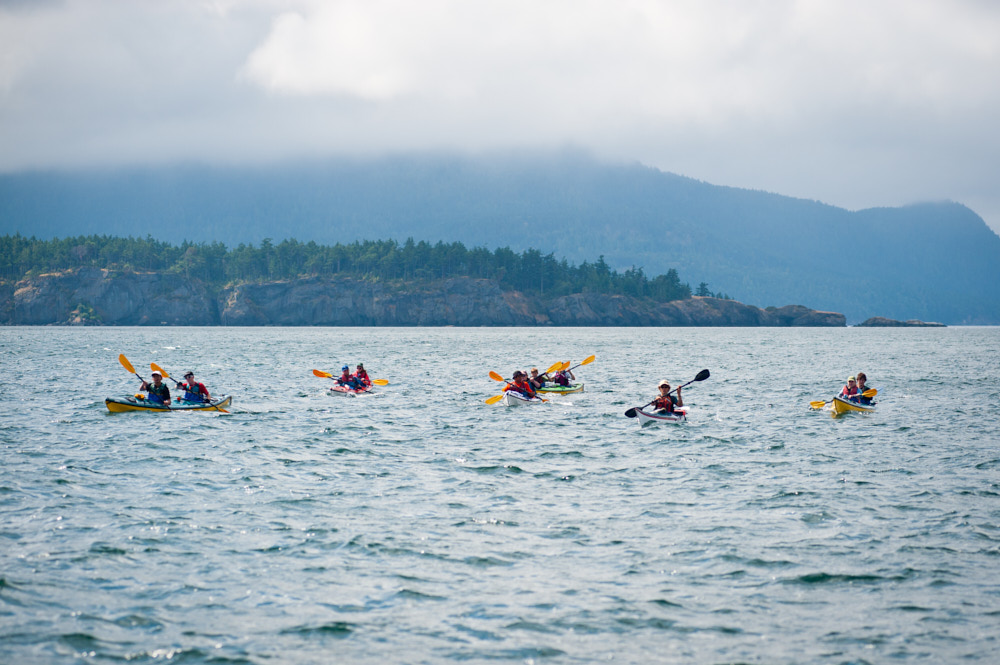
840;376;859;399
337;365;365;390
650;380;682;413
551;368;575;386
505;371;537;398
529;367;547;389
855;372;873;404
140;371;171;405
353;363;372;387
179;371;212;403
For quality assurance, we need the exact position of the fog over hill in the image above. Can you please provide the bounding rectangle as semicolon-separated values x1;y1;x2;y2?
2;153;998;324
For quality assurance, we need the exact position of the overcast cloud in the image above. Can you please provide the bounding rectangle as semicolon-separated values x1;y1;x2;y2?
1;0;998;233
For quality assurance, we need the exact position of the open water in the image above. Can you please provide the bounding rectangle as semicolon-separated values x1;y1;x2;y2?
2;326;999;664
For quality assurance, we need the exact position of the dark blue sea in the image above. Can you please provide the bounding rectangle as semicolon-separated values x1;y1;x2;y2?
2;326;998;664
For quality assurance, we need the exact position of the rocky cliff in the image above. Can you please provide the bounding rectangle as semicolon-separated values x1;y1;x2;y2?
1;269;846;327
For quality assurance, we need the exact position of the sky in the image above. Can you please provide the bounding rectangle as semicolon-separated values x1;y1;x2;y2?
1;0;999;235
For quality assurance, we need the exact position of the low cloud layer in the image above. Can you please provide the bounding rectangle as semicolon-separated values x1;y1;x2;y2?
2;0;998;232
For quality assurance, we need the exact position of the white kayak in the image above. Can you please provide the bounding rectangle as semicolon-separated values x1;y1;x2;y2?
503;391;545;407
634;406;687;426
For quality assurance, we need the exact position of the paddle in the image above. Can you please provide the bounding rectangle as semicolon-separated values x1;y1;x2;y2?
485;370;548;404
563;355;596;373
118;353;144;384
624;369;710;418
810;388;877;410
151;362;184;388
312;369;388;386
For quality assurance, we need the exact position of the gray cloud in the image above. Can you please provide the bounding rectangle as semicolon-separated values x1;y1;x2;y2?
1;0;998;233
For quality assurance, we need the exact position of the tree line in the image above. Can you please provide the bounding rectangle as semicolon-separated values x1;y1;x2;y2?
0;234;695;302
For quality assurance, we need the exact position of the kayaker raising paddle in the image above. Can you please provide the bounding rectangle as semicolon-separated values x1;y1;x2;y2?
505;371;538;399
550;367;575;386
179;371;212;403
650;380;682;414
140;371;171;405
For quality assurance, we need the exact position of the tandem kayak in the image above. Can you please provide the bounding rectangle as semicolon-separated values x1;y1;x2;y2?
831;395;875;416
329;384;373;396
503;391;545;407
105;395;232;413
536;383;584;395
634;406;687;426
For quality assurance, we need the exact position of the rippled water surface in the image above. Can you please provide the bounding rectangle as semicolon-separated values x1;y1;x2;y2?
2;326;999;664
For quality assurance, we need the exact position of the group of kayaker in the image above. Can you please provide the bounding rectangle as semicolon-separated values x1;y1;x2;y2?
504;366;577;399
139;370;211;406
840;371;874;405
337;363;372;390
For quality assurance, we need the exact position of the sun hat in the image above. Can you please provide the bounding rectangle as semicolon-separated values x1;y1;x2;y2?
151;371;161;377
342;365;349;371
848;375;856;381
658;380;670;387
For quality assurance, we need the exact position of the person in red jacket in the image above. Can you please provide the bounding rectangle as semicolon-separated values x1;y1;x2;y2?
504;371;537;398
353;363;372;387
650;380;682;413
179;371;211;402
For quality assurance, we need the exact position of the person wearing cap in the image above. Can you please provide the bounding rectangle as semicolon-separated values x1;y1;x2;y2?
505;370;537;398
840;376;859;399
179;371;211;403
337;365;365;390
650;380;682;414
140;371;171;405
353;363;372;387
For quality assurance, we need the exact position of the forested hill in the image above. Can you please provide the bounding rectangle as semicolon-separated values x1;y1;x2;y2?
1;153;998;323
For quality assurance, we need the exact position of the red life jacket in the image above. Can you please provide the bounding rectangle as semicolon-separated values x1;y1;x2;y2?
354;370;371;386
651;395;676;412
506;380;536;397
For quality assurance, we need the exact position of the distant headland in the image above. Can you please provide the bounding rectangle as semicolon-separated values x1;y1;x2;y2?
2;267;847;327
855;317;946;327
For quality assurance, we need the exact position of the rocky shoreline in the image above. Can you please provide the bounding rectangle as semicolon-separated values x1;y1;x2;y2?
1;268;847;327
855;316;946;327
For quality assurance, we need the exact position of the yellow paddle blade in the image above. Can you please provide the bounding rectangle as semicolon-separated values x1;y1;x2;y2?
372;379;389;386
809;400;828;409
485;393;505;405
312;369;333;378
118;353;136;374
150;363;170;378
559;361;570;371
489;371;505;382
544;361;563;374
863;388;877;397
579;354;596;366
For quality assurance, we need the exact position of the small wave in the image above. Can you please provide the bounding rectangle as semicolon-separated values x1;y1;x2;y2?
280;621;354;636
783;572;888;585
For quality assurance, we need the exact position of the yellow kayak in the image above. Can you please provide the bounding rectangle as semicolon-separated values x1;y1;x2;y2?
105;395;232;413
831;395;875;416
